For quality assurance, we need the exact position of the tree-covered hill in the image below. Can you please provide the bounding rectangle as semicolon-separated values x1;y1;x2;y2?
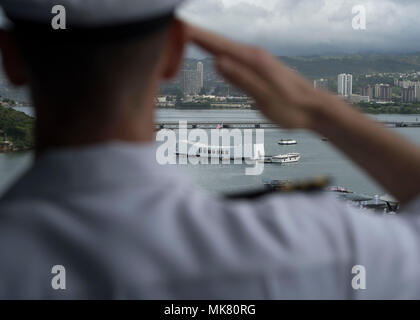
279;53;420;78
0;105;34;151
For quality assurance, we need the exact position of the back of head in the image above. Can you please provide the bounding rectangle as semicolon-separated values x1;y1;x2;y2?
7;13;174;120
0;0;186;149
11;13;174;94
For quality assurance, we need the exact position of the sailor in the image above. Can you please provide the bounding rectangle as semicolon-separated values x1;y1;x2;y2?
0;0;420;299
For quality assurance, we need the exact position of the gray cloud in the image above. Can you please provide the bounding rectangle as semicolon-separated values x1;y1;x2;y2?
178;0;420;56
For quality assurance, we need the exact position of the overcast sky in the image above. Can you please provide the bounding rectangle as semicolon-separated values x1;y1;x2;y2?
178;0;420;57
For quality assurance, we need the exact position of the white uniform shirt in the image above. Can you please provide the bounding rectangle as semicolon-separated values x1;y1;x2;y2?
0;142;420;299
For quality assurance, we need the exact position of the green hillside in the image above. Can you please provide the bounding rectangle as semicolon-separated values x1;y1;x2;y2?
279;53;420;78
0;105;34;151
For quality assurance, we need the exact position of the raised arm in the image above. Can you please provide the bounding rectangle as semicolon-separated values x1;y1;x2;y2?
187;25;420;205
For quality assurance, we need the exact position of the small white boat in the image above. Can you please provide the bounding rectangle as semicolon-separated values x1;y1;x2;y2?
278;139;297;145
271;153;301;163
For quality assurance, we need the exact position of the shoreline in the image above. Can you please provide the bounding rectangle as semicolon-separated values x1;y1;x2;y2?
14;105;420;115
0;147;33;154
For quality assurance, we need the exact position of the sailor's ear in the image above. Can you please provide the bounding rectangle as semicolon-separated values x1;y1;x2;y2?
0;29;28;86
160;19;187;80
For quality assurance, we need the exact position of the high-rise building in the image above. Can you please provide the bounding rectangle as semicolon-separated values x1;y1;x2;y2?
313;79;328;90
182;70;200;96
374;84;392;102
381;85;392;102
337;74;352;97
402;87;415;103
361;85;374;100
181;62;204;96
415;85;420;102
197;62;204;89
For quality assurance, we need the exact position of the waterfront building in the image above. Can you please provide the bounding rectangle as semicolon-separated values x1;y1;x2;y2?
181;62;204;96
415;85;420;102
402;86;416;103
375;84;392;102
361;85;374;100
182;70;200;96
337;74;352;97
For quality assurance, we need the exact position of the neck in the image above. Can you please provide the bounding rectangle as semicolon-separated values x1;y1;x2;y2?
33;87;157;155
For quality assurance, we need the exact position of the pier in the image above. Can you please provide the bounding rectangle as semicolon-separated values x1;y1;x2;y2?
155;120;420;130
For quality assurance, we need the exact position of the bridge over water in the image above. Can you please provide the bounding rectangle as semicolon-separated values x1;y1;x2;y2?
155;120;420;130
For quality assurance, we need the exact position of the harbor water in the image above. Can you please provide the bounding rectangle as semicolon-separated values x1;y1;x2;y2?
1;107;420;196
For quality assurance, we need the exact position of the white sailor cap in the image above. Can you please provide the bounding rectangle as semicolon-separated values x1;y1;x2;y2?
0;0;185;28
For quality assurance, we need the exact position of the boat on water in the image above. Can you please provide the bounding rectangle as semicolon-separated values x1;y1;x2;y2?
278;139;297;145
175;141;300;164
252;152;301;164
271;152;301;163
